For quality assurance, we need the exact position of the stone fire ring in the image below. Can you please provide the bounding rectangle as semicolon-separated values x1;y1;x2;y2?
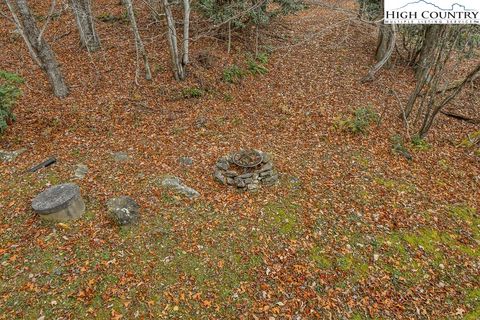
214;149;279;191
32;183;85;221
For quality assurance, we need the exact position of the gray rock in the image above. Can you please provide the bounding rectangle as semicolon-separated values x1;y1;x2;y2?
112;151;129;162
178;156;193;166
214;171;226;184
236;179;246;188
260;170;273;177
238;172;253;179
0;148;27;162
262;174;279;185
247;183;259;191
226;177;235;185
161;176;200;198
259;162;273;172
106;196;140;226
260;152;271;163
224;170;238;177
32;183;85;221
216;160;229;171
195;116;208;128
74;164;88;179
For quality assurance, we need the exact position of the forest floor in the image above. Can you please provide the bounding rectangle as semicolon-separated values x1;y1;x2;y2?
1;0;479;319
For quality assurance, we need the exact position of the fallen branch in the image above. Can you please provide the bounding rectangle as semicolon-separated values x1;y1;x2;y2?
441;110;480;124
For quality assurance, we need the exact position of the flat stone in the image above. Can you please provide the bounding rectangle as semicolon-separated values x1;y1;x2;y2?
32;183;85;221
214;171;226;184
247;183;259;191
226;177;235;185
112;151;129;162
195;116;208;128
74;164;88;179
236;179;246;188
0;148;27;162
262;174;279;185
106;196;140;226
259;162;273;172
161;176;200;198
260;152;271;163
238;172;253;179
224;170;238;177
216;160;229;171
260;170;273;177
178;156;193;166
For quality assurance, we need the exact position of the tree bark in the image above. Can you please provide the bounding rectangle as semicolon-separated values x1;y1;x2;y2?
414;25;446;80
124;0;152;81
182;0;190;67
6;0;69;97
162;0;185;80
362;23;396;82
71;0;101;51
375;23;394;67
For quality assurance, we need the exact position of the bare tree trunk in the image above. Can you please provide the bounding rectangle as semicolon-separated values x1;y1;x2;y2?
375;23;394;67
414;25;445;80
162;0;189;80
124;0;152;81
418;62;480;138
71;0;101;51
362;24;396;82
182;0;190;67
5;0;69;97
404;25;448;118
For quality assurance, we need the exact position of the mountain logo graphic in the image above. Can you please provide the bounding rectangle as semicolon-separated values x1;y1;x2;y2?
394;0;474;11
384;0;480;24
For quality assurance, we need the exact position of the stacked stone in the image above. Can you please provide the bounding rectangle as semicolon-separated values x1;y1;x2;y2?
214;150;278;191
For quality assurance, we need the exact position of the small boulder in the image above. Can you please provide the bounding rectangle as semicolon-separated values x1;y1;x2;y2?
161;176;200;199
74;164;88;179
112;151;129;162
106;196;140;226
0;148;27;163
178;156;193;166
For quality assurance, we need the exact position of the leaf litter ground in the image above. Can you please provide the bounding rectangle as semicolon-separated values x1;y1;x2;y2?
0;0;479;319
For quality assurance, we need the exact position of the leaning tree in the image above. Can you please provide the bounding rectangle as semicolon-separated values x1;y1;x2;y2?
4;0;69;97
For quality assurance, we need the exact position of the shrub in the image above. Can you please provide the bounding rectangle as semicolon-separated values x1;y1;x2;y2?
257;52;269;64
222;65;245;83
181;87;204;99
0;70;23;133
460;130;480;157
247;58;268;75
411;135;431;150
337;106;380;134
197;0;303;29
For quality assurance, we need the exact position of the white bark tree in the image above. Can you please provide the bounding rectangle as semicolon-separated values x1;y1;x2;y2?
4;0;69;97
123;0;152;81
71;0;101;51
162;0;190;80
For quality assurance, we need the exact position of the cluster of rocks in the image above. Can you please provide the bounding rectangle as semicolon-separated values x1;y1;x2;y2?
214;150;278;191
30;149;277;226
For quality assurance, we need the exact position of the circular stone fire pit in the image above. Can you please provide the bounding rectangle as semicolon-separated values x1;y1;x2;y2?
214;149;278;191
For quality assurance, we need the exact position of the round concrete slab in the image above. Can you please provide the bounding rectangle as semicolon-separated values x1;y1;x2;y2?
32;183;85;221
